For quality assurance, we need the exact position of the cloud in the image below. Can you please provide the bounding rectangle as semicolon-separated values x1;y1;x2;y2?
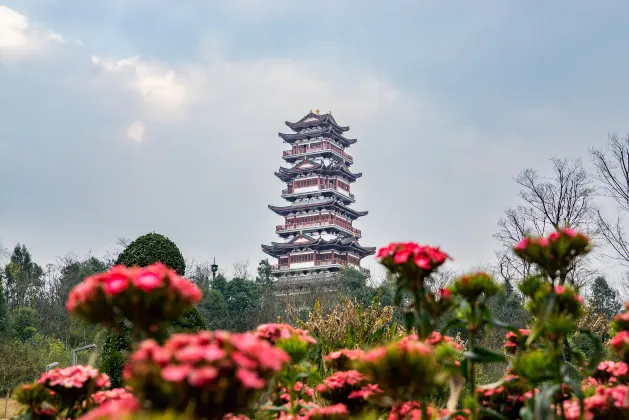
92;55;189;115
0;6;64;59
126;121;146;142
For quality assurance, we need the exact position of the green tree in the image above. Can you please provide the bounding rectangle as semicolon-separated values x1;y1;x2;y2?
115;232;186;275
198;289;229;330
0;279;7;334
9;306;40;341
589;276;622;319
3;244;43;308
223;277;261;332
255;259;272;285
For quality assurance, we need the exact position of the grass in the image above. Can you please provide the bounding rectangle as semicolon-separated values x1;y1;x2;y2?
1;398;22;419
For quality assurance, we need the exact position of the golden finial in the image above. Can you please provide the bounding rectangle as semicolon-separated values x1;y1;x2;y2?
309;109;312;113
316;109;320;115
329;111;332;116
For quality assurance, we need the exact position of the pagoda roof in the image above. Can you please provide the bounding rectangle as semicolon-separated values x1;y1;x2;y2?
278;126;357;147
268;198;368;220
285;112;350;133
261;233;375;258
275;159;362;182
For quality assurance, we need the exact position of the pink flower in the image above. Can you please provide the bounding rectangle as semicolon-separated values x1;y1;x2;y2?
132;271;163;292
188;366;219;387
555;285;565;295
294;381;304;392
236;368;265;389
104;272;128;295
161;364;190;382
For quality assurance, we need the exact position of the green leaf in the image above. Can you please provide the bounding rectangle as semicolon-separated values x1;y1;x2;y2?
403;311;415;333
479;408;510;420
464;346;507;363
534;384;561;420
489;318;521;335
578;328;604;372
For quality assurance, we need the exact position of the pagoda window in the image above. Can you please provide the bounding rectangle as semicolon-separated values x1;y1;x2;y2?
290;253;314;263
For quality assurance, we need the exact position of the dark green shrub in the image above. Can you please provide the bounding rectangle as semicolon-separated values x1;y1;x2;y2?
115;232;185;276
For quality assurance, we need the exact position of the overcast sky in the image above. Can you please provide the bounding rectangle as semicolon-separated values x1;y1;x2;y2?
1;1;629;282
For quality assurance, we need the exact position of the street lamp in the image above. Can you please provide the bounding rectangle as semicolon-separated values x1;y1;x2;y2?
72;344;96;366
211;257;218;283
45;362;59;372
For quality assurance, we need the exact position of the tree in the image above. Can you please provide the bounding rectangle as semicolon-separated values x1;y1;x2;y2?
589;276;622;319
115;233;186;276
198;289;229;330
3;244;43;308
223;277;260;332
233;260;251;280
255;259;272;285
9;306;40;341
590;133;629;263
494;158;597;288
0;279;7;334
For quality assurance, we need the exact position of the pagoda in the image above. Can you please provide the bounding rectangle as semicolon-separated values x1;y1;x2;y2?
262;110;375;295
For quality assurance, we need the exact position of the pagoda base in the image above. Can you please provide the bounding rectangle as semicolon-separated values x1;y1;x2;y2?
272;270;340;297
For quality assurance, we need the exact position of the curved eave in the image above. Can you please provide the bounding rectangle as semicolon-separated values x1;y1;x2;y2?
274;167;362;183
285;120;350;133
268;200;368;219
278;130;357;146
262;240;375;258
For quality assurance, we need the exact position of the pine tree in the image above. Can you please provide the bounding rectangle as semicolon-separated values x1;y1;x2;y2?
589;276;622;319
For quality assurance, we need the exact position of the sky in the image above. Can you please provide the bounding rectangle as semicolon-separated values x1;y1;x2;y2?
1;1;629;282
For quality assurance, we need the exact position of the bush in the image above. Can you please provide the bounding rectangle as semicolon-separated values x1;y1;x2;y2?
115;232;185;276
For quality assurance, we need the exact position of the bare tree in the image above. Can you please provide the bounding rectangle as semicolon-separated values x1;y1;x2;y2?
233;259;251;280
494;157;597;288
590;133;629;263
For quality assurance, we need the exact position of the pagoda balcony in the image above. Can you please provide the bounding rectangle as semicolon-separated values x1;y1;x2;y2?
276;221;361;237
271;260;370;276
283;142;353;162
282;184;354;200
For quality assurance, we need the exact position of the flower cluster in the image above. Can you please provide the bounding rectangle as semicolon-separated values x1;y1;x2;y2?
90;388;136;406
269;381;316;407
504;329;530;355
66;263;202;332
78;397;140;420
124;331;290;418
593;361;629;385
38;365;110;408
357;337;443;402
449;272;500;303
519;277;584;343
255;323;317;362
377;242;450;285
303;403;349;420
610;303;629;363
563;385;629;420
316;370;381;413
513;228;590;279
13;383;59;420
476;374;532;419
324;349;365;371
386;402;461;420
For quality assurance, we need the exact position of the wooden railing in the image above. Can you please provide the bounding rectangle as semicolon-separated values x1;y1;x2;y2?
283;142;353;161
282;184;354;199
271;261;370;276
275;221;361;236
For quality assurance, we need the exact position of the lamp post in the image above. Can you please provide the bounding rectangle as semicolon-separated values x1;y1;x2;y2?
72;344;96;366
45;362;59;372
211;257;218;283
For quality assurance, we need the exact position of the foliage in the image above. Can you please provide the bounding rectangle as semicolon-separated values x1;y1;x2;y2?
115;233;186;276
3;244;44;308
10;306;41;341
589;276;622;319
286;294;401;374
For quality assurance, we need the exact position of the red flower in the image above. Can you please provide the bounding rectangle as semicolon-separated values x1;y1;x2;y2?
236;368;265;389
78;397;139;420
